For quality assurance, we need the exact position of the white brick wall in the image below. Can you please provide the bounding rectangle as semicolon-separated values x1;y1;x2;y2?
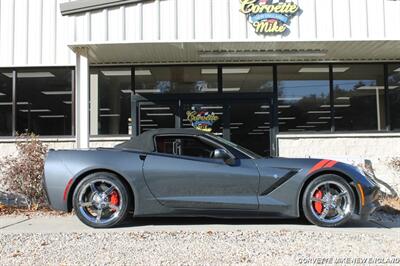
278;135;400;195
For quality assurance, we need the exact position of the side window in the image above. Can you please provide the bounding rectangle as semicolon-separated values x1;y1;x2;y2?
155;136;175;154
155;136;216;158
180;137;215;158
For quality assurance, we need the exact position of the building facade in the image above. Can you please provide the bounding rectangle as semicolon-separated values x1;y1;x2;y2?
0;0;400;190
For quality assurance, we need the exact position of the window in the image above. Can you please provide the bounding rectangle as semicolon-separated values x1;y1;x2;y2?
182;103;223;135
333;64;385;131
135;66;218;94
230;102;270;156
222;66;273;93
90;68;131;135
0;70;13;136
16;68;73;136
139;102;178;134
277;65;330;132
388;64;400;130
155;136;215;158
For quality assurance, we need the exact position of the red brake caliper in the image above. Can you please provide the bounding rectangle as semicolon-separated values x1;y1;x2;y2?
313;190;323;214
109;191;119;208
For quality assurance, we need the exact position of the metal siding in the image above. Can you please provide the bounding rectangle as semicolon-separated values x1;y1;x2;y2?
0;0;15;65
108;7;123;41
176;0;192;40
0;0;74;67
124;4;140;41
1;0;400;68
384;0;400;39
42;0;57;64
332;0;351;39
366;0;384;39
194;0;212;40
349;0;368;39
315;0;333;40
14;0;28;65
142;1;157;40
159;0;175;40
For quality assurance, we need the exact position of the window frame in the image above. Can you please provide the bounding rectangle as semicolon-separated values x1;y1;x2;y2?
0;66;75;137
153;133;235;161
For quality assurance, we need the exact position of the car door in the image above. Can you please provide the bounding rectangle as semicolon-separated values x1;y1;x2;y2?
142;135;260;210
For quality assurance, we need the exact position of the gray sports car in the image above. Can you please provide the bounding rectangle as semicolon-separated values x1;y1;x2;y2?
43;128;380;228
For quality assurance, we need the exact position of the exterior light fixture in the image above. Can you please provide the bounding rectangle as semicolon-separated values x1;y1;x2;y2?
199;49;327;59
39;115;65;118
298;67;349;73
41;91;72;95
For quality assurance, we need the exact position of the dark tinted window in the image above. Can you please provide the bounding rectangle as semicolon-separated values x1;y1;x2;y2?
155;136;215;158
0;70;12;136
135;66;218;94
277;65;330;132
388;64;400;130
16;68;73;136
333;64;385;131
139;103;178;134
155;136;175;154
222;66;273;93
90;68;131;135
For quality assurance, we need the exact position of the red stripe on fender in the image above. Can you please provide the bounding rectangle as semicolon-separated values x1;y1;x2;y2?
63;178;74;201
324;160;337;168
307;159;330;175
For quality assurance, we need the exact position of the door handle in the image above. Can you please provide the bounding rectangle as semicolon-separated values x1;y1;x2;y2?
139;154;147;161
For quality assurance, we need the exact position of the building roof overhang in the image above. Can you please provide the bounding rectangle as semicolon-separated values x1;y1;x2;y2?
60;0;150;16
68;40;400;65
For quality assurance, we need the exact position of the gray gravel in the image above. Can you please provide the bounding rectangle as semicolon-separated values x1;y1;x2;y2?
1;230;399;265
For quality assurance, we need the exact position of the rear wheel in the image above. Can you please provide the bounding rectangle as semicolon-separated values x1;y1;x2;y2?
72;172;130;228
302;174;355;227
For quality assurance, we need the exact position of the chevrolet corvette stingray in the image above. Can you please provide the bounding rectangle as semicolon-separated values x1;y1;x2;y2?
43;128;379;228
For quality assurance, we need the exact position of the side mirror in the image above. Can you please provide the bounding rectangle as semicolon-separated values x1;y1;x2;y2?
213;148;235;165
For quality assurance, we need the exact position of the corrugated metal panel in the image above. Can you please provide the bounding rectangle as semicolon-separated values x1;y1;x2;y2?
68;0;400;43
1;0;400;68
77;40;400;65
0;0;74;67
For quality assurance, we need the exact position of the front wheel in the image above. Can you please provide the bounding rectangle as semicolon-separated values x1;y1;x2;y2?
302;174;355;227
72;172;130;228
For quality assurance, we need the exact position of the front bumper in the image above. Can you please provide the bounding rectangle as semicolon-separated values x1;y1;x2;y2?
357;185;381;220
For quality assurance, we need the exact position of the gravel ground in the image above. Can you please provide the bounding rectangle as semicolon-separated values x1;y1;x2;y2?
1;230;399;265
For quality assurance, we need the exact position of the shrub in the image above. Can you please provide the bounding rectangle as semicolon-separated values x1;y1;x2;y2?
0;133;48;209
390;157;400;172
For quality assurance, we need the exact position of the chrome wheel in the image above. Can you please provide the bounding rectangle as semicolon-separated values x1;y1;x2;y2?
309;181;352;224
77;178;123;225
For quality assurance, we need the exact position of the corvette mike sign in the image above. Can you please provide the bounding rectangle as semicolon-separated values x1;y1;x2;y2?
186;110;219;132
240;0;300;34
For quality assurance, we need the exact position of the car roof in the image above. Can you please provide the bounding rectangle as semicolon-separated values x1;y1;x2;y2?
114;128;207;152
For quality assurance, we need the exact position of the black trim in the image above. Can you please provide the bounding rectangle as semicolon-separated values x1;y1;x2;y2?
11;70;16;136
329;64;335;132
271;65;278;157
260;170;299;196
71;69;76;137
384;63;391;131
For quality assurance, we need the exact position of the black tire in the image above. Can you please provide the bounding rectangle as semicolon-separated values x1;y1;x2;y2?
302;174;355;227
72;172;131;228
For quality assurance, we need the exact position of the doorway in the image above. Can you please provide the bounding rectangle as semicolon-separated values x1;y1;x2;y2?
133;95;273;157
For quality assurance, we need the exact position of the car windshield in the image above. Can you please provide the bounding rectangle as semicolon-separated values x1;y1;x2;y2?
205;134;263;159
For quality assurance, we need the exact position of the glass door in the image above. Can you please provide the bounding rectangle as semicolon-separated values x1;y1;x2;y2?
229;100;272;157
181;101;224;136
134;96;273;157
138;101;179;134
